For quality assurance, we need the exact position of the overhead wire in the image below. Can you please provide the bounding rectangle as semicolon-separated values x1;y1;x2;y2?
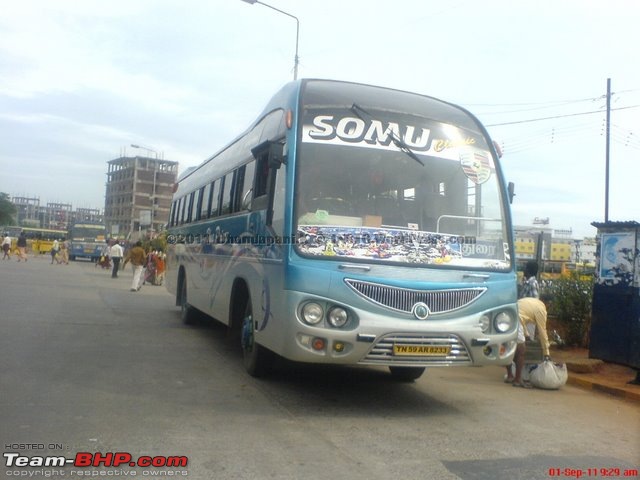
470;89;640;155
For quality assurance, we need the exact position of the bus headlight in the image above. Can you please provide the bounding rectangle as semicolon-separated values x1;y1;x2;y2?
494;311;514;333
302;302;324;325
479;314;491;333
328;307;348;328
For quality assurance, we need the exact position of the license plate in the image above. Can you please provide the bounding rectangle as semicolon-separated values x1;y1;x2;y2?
393;345;451;356
84;249;94;253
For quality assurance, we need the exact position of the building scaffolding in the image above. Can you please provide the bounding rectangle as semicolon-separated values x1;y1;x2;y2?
105;155;178;239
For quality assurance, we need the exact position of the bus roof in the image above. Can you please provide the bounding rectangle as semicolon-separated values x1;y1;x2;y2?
176;78;485;189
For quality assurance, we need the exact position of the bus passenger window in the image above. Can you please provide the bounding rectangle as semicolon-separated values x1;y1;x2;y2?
199;184;210;219
186;192;195;223
239;161;256;210
231;166;245;212
195;187;204;221
169;201;177;227
179;197;186;225
220;172;234;215
210;180;221;217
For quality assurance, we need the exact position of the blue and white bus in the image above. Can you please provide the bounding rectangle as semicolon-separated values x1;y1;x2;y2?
68;223;107;261
166;79;518;379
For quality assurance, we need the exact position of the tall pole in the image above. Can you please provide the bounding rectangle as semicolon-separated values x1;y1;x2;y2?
240;0;299;80
605;78;611;222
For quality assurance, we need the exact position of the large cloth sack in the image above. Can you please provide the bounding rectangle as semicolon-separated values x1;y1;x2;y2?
529;360;568;389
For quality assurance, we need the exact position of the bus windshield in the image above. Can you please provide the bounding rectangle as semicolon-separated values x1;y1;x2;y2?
70;224;106;241
295;104;510;270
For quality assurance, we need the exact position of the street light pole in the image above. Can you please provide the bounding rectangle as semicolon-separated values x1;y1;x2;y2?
604;78;611;223
130;143;158;159
240;0;299;80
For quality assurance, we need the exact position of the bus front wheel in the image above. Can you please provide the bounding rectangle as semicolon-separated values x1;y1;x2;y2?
240;297;272;377
179;278;198;325
389;366;426;382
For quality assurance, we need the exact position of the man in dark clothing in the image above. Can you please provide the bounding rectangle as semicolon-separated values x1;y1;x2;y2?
123;241;147;291
16;233;28;262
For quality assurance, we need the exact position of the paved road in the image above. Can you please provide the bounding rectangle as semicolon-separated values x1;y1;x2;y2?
1;256;638;479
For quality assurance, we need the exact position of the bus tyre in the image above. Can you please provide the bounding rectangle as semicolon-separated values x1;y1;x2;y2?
179;279;198;325
389;366;426;382
240;297;272;377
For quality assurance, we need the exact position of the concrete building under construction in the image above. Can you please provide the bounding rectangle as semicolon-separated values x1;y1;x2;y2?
104;156;178;239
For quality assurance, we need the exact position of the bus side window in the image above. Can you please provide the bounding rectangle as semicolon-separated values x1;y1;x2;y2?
220;172;234;215
210;180;221;218
169;201;176;227
200;183;212;219
240;161;256;211
195;186;205;221
250;149;270;212
186;192;195;224
179;197;187;225
173;200;179;227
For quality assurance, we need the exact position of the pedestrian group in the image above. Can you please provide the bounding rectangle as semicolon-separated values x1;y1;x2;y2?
1;233;165;294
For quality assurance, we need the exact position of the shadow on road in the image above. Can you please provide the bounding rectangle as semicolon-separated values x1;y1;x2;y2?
183;314;458;418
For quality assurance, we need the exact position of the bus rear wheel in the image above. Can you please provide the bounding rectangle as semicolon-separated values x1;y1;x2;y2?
240;296;272;377
389;366;426;381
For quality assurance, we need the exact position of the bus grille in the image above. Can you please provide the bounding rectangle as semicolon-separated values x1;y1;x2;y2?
360;334;471;365
345;279;486;315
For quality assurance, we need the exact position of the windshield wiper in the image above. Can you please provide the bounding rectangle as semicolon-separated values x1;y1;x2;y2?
350;103;424;166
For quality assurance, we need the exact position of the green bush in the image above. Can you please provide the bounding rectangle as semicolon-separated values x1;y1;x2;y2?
545;273;593;347
145;233;167;253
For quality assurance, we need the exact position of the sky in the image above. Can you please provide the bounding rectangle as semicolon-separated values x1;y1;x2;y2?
1;0;638;239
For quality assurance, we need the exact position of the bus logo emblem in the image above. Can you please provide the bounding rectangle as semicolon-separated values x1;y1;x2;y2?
412;302;430;320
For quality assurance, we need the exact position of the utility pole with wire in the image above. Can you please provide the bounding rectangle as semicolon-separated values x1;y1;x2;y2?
604;78;611;222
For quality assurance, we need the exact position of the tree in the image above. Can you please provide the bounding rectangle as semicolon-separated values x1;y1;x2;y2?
547;272;593;347
0;193;17;226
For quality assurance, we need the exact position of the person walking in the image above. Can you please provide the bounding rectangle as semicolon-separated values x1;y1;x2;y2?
97;240;110;269
51;238;60;264
59;238;69;265
16;232;28;262
123;241;147;291
109;240;123;278
520;260;539;299
2;234;11;260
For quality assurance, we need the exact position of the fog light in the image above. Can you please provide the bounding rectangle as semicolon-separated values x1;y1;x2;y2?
334;342;345;353
483;345;493;356
328;307;348;327
312;337;326;351
479;314;491;333
302;302;324;325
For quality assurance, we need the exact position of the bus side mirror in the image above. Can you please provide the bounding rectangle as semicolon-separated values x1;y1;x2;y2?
268;142;284;169
251;140;285;169
508;182;516;204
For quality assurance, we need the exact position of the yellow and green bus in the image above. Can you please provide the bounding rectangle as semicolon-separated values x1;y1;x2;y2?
3;226;67;255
